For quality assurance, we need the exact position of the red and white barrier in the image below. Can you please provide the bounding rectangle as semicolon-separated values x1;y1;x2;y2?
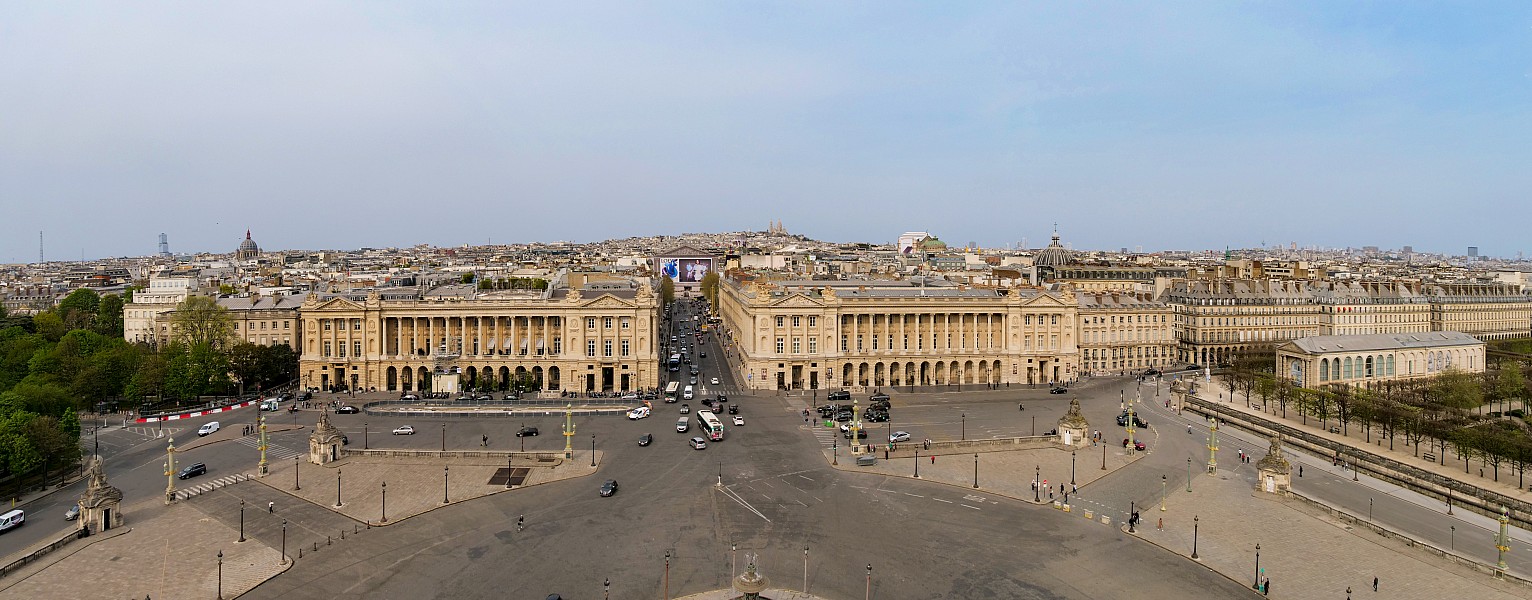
136;399;260;423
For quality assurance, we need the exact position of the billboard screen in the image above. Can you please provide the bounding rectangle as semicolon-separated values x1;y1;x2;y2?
660;258;713;283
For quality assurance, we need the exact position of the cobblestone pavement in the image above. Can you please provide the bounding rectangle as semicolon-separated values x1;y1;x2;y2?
0;499;287;600
262;451;601;525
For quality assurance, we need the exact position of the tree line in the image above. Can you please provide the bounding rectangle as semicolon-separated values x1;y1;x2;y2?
0;289;297;485
1221;358;1532;488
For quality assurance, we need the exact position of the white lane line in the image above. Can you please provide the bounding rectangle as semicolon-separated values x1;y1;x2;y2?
933;498;953;504
878;488;899;494
717;485;772;523
961;504;982;510
798;475;815;481
904;493;923;498
810;495;823;503
760;495;773;502
760;480;776;488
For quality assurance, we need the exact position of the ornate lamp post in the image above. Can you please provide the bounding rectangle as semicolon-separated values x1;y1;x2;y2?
258;415;269;476
563;403;575;459
280;519;287;564
1191;515;1200;559
335;469;343;507
294;457;301;490
441;423;446;451
380;481;388;523
865;564;873;600
364;422;369;449
217;550;224;599
1206;416;1219;475
1034;465;1040;502
238;499;246;542
664;551;671;600
604;577;610;600
1186;457;1193;492
1496;507;1512;572
1071;450;1077;486
164;437;177;505
591;433;597;467
960;412;966;441
1253;543;1261;589
1161;475;1167;512
803;546;809;593
973;453;979;488
443;466;449;504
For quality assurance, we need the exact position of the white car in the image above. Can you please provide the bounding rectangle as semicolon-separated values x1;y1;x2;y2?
196;421;221;437
710;377;720;385
392;425;415;435
732;416;744;426
627;407;650;420
890;431;912;443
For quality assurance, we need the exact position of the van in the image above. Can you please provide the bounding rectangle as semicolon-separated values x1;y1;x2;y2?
676;418;690;433
0;509;24;533
682;386;694;400
260;399;280;411
197;421;220;437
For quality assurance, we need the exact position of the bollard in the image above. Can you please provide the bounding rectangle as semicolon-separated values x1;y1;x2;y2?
298;548;303;558
328;535;332;546
313;542;318;552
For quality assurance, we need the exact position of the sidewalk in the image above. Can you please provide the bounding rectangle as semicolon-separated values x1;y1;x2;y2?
828;440;1142;506
1135;472;1527;599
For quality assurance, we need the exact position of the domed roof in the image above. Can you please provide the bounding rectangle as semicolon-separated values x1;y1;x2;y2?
918;236;947;250
236;230;260;259
1034;231;1073;268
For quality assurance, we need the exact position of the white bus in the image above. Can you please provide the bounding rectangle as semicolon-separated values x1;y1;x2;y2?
664;381;680;401
696;410;724;441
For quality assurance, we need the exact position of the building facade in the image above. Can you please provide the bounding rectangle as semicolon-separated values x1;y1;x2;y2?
1424;283;1532;341
1077;292;1175;376
223;294;306;348
1275;332;1485;389
1313;281;1431;336
296;283;660;394
716;279;1080;391
124;276;200;345
1163;279;1320;366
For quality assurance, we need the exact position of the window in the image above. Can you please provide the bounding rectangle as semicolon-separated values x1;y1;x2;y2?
337;342;346;357
324;321;332;331
792;338;801;353
776;338;785;353
621;340;630;356
903;335;909;350
354;320;362;330
260;321;266;330
603;340;613;357
234;323;240;330
1051;314;1058;325
808;338;818;353
553;338;562;354
776;316;785;327
353;341;362;357
587;340;596;357
621;318;630;329
604;317;614;329
284;321;290;329
1025;315;1032;325
792;316;801;327
808;316;817;327
323;341;332;357
841;336;848;352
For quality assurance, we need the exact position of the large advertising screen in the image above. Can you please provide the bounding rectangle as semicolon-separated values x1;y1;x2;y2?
660;258;713;283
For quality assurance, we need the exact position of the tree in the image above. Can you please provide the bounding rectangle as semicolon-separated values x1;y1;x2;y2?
1492;365;1525;415
95;293;125;338
700;272;721;310
227;343;264;396
56;289;100;332
169;296;234;349
659;276;676;307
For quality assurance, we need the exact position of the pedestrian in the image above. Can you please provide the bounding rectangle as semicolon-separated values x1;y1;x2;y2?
1262;578;1269;595
1347;585;1351;600
1299;465;1303;477
1071;483;1077;494
268;501;274;513
931;454;936;464
1373;576;1378;592
483;434;489;447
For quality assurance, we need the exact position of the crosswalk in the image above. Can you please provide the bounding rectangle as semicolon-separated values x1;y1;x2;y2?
124;426;182;438
235;436;302;460
175;473;250;501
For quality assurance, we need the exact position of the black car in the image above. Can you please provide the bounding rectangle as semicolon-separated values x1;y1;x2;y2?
816;405;837;417
869;399;892;410
869;392;890;403
716;395;727;404
1185;364;1202;371
827;390;852;401
834;412;853;422
638;434;652;447
727;404;739;415
1049;387;1068;394
864;412;889;423
336;406;359;414
516;427;539;437
599;479;619;497
699;352;706;358
1117;415;1149;428
177;463;207;480
1144;368;1161;376
842;428;868;440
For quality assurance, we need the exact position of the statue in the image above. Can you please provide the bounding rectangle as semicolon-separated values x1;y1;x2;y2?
1055;397;1090;448
1256;435;1292;494
733;552;770;598
77;455;124;533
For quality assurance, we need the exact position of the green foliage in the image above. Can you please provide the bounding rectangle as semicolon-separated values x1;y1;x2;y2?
56;289;100;331
96;293;125;338
700;272;721;309
32;311;66;342
218;284;238;296
170;296;234;348
659;276;676;306
477;277;549;290
460;272;475;284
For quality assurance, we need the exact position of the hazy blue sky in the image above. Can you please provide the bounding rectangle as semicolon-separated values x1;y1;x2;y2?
3;2;1529;262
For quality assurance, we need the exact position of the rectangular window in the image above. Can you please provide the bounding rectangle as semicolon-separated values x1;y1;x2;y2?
871;335;878;350
792;338;801;353
323;341;332;357
856;336;863;351
1051;315;1058;325
621;318;630;329
808;316;817;327
234;323;240;330
776;316;785;327
903;335;909;350
808;338;818;354
841;336;848;352
259;322;266;330
888;334;894;350
552;338;562;354
587;318;597;329
604;317;614;329
1050;335;1058;349
354;320;362;330
353;341;362;356
776;338;785;353
603;340;613;357
324;321;332;331
792;316;801;327
337;343;346;357
284;321;290;329
621;340;630;356
586;340;596;357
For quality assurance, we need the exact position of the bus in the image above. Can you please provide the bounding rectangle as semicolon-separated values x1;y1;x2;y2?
664;381;680;401
696;410;725;441
667;353;682;372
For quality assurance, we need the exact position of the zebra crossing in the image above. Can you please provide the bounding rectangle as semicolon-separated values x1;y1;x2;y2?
235;436;302;460
124;425;182;438
174;473;251;501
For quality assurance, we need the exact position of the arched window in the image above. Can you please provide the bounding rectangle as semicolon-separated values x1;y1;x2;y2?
1365;356;1374;378
1343;357;1353;379
1386;355;1395;376
1331;359;1341;381
1319;358;1330;381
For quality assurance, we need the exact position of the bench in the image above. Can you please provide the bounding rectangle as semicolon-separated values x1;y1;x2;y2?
1422;452;1435;462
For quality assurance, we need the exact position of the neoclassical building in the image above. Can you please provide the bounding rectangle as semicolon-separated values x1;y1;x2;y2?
1424;283;1532;341
1164;279;1321;366
716;278;1080;390
1275;331;1485;389
1077;292;1175;376
297;280;659;394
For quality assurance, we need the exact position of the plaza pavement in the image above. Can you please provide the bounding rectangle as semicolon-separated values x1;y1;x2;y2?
826;438;1142;506
0;498;287;600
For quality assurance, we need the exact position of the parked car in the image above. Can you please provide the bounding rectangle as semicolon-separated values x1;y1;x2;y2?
690;437;708;450
890;431;912;443
869;392;890;404
516;426;539;437
1117;413;1149;428
834;412;853;422
732;416;744;426
638;434;652;447
197;421;221;436
336;406;359;414
64;504;80;521
842;429;868;440
599;479;619;497
1123;438;1146;451
177;463;207;479
1049;387;1068;394
392;425;415;435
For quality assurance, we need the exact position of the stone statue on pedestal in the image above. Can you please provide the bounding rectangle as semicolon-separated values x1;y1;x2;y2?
1256;435;1292;494
1056;397;1090;448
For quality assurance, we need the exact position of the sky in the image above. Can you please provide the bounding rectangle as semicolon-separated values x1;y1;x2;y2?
3;2;1530;262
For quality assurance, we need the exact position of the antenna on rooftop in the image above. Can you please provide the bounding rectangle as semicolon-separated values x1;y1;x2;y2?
38;230;44;263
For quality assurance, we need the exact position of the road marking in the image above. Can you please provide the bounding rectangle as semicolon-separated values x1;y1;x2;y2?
797;474;815;481
717;485;772;522
904;493;923;498
961;504;982;510
810;495;823;503
760;480;776;488
933;498;953;504
878;488;899;494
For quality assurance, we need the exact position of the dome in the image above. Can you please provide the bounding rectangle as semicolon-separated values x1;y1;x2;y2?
1034;232;1073;268
918;236;948;251
235;230;260;260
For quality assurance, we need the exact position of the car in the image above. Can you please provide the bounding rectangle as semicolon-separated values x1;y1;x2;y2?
197;421;221;436
599;479;619;497
177;463;207;479
690;366;699;376
869;399;892;411
1185;364;1202;371
1117;415;1149;428
1049;387;1067;394
638;434;652;446
869;392;890;403
732;416;744;426
676;418;690;432
835;412;853;422
827;390;852;401
627;407;650;420
701;398;717;409
621;393;640;400
516;426;539;437
710;377;720;385
64;504;80;521
864;412;888;423
1122;438;1146;451
699;352;706;358
689;376;698;385
842;428;868;440
817;405;837;417
336;406;359;414
392;425;415;435
1144;368;1161;376
890;431;912;443
716;395;727;404
690;437;708;450
679;404;690;414
727;404;739;415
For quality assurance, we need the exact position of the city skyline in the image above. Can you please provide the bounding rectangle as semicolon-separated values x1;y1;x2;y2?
5;3;1530;261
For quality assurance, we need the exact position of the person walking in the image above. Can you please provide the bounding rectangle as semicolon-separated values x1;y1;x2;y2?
1372;576;1378;592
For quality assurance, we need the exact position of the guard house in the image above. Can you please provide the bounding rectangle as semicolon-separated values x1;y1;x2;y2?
309;411;346;465
77;456;124;534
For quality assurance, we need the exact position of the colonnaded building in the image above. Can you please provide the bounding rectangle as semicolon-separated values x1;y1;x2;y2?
715;278;1084;391
296;274;660;394
1274;332;1485;389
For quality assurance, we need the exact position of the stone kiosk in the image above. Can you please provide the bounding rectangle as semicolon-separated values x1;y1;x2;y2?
77;456;124;535
1256;435;1292;495
1056;397;1090;448
310;411;346;465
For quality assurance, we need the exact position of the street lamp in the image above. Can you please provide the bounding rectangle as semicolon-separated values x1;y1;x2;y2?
731;542;737;580
865;564;872;600
803;545;810;593
1191;515;1200;559
973;453;979;488
441;423;446;451
1129;500;1136;533
217;550;224;599
664;551;671;600
1161;475;1167;512
335;469;343;507
294;456;300;490
604;577;611;600
1034;465;1040;502
364;422;369;449
280;519;287;565
1186;457;1193;492
238;499;246;542
961;413;966;441
1253;543;1261;589
380;481;388;523
914;450;919;478
443;466;449;504
1071;450;1077;486
591;433;597;468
